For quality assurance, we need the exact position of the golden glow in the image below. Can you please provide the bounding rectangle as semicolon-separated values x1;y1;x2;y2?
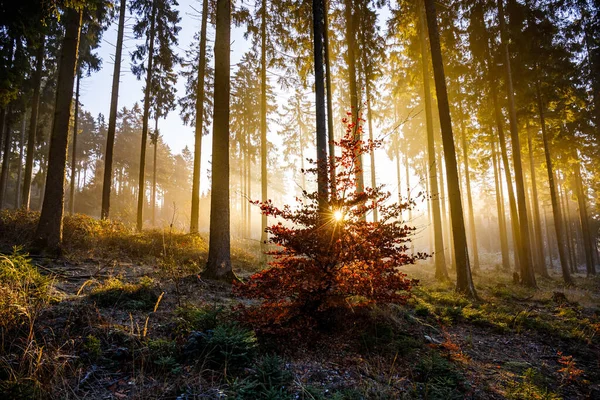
333;210;344;222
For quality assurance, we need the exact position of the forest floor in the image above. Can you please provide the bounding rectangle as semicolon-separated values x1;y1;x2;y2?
1;210;599;399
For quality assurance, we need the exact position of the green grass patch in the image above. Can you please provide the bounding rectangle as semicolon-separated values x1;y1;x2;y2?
88;276;159;310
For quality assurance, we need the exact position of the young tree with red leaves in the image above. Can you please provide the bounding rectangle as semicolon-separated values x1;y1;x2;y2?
234;118;422;330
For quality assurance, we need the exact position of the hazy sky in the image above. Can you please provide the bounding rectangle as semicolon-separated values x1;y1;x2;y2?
78;0;434;238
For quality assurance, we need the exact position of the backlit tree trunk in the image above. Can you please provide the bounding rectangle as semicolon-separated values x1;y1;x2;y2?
69;71;81;215
313;0;328;209
419;5;447;280
344;0;363;193
136;0;157;232
526;120;547;276
573;162;596;275
424;0;476;298
205;0;234;280
491;131;510;270
34;7;82;253
260;0;268;254
101;0;126;219
324;0;335;188
190;0;209;233
498;0;536;287
536;81;572;285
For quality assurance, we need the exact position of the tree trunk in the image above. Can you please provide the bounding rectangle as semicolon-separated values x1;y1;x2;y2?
498;0;536;287
0;107;10;208
313;0;328;209
491;132;510;270
526;120;547;276
543;205;555;270
405;154;414;256
424;0;476;298
573;162;596;275
365;78;377;221
152;116;158;227
69;71;80;215
190;0;209;233
438;148;452;266
101;0;126;219
536;82;573;285
418;5;447;280
459;105;479;271
34;8;82;253
324;0;335;189
204;0;233;281
23;37;45;210
344;0;363;193
561;180;577;273
136;0;157;232
260;0;268;254
15;111;26;208
396;147;401;205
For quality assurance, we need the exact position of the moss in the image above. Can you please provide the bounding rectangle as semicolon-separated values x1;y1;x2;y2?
88;276;159;310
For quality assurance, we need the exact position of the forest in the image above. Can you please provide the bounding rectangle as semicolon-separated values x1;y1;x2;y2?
0;0;599;398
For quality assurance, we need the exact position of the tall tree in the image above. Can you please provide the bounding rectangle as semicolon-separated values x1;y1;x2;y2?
313;0;328;207
424;0;476;298
497;0;536;287
131;0;180;231
537;82;573;285
185;0;210;233
101;0;127;220
260;0;268;255
204;0;234;280
34;7;83;253
418;4;447;280
344;0;363;193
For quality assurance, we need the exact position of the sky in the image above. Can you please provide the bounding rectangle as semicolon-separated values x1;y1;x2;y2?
78;0;435;243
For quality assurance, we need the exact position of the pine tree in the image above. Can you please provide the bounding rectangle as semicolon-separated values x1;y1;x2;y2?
204;0;234;280
34;6;83;253
424;0;476;298
130;0;180;231
101;0;127;220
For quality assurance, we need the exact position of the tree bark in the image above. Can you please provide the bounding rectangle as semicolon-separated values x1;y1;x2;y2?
561;179;576;273
526;120;547;276
189;0;209;233
152;116;158;226
418;5;447;280
491;132;510;270
344;0;363;193
204;0;234;281
498;0;536;287
424;0;476;298
536;82;573;285
22;37;45;210
260;0;268;254
324;0;335;189
34;7;82;253
313;0;328;209
136;0;157;232
0;107;10;208
573;162;596;275
459;104;479;271
69;71;80;215
15;111;26;208
101;0;126;219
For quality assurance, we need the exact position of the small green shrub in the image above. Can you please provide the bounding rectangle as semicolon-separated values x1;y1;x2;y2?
176;304;224;334
413;352;466;400
82;335;102;360
184;324;258;372
230;355;293;399
88;276;159;310
146;338;180;373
